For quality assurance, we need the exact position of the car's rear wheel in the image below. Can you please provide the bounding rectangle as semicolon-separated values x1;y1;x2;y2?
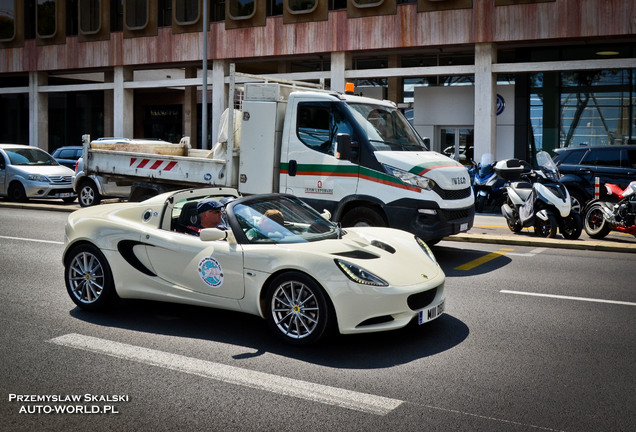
78;180;101;207
265;272;333;345
64;244;118;310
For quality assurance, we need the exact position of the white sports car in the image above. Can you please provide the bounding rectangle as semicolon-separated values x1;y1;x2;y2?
63;187;445;345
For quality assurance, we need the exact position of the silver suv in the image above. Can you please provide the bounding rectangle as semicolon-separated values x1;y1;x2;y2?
0;144;76;202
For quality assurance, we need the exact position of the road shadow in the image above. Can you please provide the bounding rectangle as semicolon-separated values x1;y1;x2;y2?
433;244;513;277
69;299;468;370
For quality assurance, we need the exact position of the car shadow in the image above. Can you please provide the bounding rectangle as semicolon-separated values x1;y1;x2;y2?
69;300;469;369
433;244;513;277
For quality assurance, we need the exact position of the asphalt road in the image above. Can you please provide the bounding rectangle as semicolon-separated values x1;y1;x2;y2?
1;206;635;431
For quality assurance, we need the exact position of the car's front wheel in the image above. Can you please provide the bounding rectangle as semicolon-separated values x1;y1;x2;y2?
265;272;334;345
7;182;28;202
64;244;118;310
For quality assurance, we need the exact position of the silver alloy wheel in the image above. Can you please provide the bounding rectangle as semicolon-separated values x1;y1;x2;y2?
270;280;319;340
68;251;105;304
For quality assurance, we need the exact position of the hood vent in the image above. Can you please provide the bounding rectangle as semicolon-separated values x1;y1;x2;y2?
371;240;396;254
332;250;379;260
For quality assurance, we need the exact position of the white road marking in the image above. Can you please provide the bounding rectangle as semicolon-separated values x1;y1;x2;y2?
501;290;636;307
49;333;402;416
0;235;63;245
506;247;547;257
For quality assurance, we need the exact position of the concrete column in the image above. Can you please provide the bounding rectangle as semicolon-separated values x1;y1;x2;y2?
113;66;134;138
474;43;497;162
211;60;227;148
387;55;402;104
29;72;48;150
184;67;198;147
330;52;351;93
103;71;114;137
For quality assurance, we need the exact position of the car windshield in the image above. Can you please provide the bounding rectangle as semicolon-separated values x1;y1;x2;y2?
347;103;428;152
231;195;338;244
5;148;58;166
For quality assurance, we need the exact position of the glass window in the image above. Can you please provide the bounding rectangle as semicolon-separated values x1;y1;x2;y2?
125;0;148;29
37;0;57;38
297;102;333;154
287;0;317;14
582;149;622;167
0;0;16;41
351;0;384;8
175;0;198;24
211;0;225;21
79;0;101;34
267;0;283;16
228;0;256;20
560;70;633;147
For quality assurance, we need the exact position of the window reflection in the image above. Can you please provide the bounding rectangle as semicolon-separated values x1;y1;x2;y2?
229;0;256;19
351;0;384;7
125;0;148;29
0;0;15;41
175;0;199;24
288;0;317;13
37;0;57;37
80;0;101;34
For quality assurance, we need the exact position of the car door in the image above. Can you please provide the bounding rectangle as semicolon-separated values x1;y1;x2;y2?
141;227;245;300
584;148;634;191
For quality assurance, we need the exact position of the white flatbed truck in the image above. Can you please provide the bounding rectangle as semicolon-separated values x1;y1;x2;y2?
75;67;474;242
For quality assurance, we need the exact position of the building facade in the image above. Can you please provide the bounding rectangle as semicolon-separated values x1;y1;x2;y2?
0;0;635;165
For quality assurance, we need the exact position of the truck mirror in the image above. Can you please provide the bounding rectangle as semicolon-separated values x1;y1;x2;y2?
336;133;357;160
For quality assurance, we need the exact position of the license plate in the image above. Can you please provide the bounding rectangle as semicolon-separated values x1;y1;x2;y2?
418;299;445;325
57;193;71;198
460;222;468;231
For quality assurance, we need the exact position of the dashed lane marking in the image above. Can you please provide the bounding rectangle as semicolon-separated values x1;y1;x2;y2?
49;333;403;416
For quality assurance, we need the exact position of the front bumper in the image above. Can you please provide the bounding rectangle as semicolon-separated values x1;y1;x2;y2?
385;198;475;241
24;181;76;199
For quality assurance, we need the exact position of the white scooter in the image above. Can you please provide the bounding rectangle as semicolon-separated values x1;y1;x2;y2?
495;151;582;239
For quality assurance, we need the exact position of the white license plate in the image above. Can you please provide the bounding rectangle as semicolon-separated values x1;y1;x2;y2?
418;299;445;325
460;222;468;231
57;193;71;198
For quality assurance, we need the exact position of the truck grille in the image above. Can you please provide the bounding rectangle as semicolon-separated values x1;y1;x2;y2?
49;176;73;185
433;185;472;200
441;208;473;221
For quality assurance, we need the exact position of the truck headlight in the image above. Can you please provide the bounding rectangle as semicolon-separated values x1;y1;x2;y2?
28;174;50;182
382;164;434;190
335;259;388;286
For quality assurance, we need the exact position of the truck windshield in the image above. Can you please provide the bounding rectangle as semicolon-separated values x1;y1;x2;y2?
347;103;428;152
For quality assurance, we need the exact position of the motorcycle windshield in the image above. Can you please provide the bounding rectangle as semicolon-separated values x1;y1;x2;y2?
537;151;559;182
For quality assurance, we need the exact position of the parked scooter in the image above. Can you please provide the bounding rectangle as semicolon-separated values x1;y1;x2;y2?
495;151;582;239
583;181;636;239
471;153;506;213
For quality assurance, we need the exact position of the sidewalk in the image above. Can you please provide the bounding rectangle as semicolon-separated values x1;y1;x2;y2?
2;200;635;254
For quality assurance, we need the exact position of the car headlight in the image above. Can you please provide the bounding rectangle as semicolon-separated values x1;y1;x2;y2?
28;174;50;182
335;259;388;286
382;164;434;190
415;236;437;263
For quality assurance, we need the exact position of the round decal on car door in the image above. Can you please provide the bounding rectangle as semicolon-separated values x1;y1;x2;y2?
198;257;224;288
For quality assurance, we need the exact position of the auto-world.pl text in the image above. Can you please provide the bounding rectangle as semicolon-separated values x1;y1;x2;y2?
9;394;128;414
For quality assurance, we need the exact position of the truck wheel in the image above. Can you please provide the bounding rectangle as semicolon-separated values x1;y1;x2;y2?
7;183;28;202
78;180;101;207
341;207;386;228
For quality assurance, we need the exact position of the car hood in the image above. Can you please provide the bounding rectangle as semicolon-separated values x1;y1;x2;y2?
246;227;443;287
10;164;75;177
375;150;470;189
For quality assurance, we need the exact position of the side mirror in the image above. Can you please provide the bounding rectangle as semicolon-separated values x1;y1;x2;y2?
321;209;331;221
335;133;358;161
